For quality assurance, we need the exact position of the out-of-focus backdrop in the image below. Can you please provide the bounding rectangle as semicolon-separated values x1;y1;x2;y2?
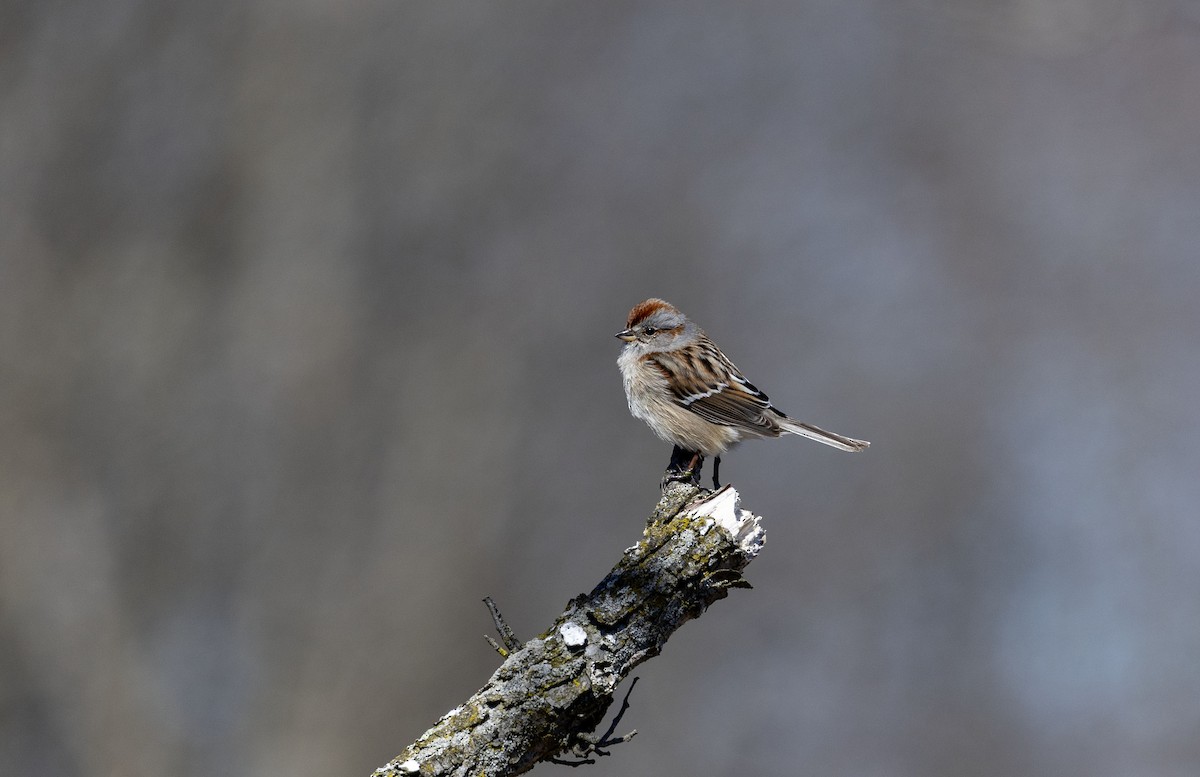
4;2;1200;776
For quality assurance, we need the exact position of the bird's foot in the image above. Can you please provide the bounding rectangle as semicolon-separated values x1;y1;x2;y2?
662;446;705;490
660;469;701;490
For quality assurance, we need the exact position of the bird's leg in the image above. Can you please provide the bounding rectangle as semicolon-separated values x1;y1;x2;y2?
685;451;704;486
712;456;721;490
662;445;705;489
661;446;685;489
666;445;689;475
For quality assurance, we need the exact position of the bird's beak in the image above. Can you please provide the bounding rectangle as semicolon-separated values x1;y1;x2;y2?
615;329;637;342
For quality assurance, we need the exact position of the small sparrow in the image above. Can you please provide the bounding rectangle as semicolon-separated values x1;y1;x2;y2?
616;298;868;488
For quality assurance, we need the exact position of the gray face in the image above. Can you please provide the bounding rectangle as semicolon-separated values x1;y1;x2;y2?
626;309;694;353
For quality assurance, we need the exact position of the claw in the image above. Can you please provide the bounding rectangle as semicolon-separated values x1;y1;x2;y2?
662;446;705;489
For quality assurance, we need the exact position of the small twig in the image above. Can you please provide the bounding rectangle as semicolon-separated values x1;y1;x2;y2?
483;596;522;653
596;676;639;746
375;486;764;777
544;756;596;768
547;677;640;767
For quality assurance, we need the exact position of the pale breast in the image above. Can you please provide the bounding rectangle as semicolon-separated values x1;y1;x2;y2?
618;349;742;456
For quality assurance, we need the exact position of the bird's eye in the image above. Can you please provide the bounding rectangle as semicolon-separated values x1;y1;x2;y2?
643;327;657;335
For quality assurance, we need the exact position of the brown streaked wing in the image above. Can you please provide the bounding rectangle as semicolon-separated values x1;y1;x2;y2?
650;340;780;433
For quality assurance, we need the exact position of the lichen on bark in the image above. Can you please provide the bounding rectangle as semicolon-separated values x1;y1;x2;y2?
373;482;765;777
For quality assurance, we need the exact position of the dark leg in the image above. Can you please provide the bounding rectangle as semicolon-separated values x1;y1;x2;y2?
712;456;721;490
663;445;705;488
685;451;704;485
667;445;691;475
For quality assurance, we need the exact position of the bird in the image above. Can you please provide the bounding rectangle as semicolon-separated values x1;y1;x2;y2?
616;298;868;489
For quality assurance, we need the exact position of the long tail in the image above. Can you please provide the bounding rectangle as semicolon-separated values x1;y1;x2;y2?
779;418;870;452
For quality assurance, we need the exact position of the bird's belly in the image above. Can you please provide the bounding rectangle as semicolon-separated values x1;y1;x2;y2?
621;355;740;456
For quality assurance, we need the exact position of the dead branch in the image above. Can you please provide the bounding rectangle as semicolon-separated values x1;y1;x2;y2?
372;483;765;777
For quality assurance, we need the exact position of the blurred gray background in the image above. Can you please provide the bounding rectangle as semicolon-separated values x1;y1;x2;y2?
3;2;1200;776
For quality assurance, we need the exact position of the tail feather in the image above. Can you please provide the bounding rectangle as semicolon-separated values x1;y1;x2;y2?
779;418;870;452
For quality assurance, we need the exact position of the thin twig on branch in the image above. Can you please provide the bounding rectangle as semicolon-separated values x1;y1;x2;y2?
545;675;640;767
483;597;522;657
372;482;765;777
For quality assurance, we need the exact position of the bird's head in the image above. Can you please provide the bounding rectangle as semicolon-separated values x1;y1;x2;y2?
616;298;696;353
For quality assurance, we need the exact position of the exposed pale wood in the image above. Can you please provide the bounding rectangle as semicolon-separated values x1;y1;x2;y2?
372;483;765;777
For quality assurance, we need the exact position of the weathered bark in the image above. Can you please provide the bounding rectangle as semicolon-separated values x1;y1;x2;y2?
371;482;765;777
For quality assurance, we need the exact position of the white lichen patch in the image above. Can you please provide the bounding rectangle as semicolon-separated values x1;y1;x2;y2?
397;759;420;774
558;621;588;648
684;486;764;555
